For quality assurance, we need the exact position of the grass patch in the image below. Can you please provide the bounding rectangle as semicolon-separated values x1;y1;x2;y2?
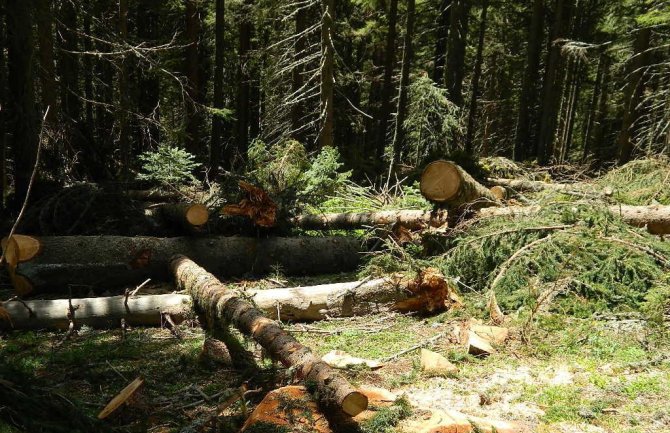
361;397;412;433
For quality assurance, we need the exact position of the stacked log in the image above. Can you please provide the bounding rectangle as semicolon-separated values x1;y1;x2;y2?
171;255;369;416
420;160;499;209
4;235;362;294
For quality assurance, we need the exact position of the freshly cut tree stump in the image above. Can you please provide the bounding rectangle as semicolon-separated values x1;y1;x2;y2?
0;294;191;330
489;185;507;200
293;209;449;230
1;235;42;263
420;160;499;208
11;235;362;293
171;255;368;416
160;203;209;227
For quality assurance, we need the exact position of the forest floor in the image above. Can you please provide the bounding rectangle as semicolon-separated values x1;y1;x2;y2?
0;277;668;433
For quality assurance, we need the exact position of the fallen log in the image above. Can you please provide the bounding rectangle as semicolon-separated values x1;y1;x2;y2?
420;160;499;208
171;255;368;416
126;189;181;202
159;203;209;228
488;177;612;198
1;270;456;330
479;204;670;235
292;209;449;230
9;235;362;294
0;294;191;330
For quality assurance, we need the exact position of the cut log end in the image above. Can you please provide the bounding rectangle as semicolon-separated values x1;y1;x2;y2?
185;204;209;226
2;235;42;264
490;185;507;201
420;160;462;203
341;391;369;417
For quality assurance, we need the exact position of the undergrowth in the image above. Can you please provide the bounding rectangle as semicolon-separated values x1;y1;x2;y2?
596;157;670;205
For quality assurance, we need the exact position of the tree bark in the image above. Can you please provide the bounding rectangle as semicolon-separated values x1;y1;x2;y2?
12;236;363;293
184;0;203;156
445;0;470;107
2;273;455;329
432;0;451;85
35;0;58;124
582;52;607;162
464;0;489;153
0;1;6;210
236;0;253;162
617;28;652;164
536;0;571;165
210;0;225;174
6;0;39;204
171;255;368;416
118;0;131;181
377;0;399;159
293;209;449;230
1;294;192;330
420;160;498;208
514;0;544;161
392;0;415;161
319;0;335;149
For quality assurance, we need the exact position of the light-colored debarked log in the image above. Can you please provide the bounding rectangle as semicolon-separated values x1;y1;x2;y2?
292;209;449;230
0;273;454;330
0;294;191;330
160;203;209;227
171;255;368;417
9;235;362;294
488;177;613;198
420;160;499;208
479;204;670;235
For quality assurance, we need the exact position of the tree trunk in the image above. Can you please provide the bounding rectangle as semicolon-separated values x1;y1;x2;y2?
293;209;449;230
464;0;489;153
392;0;415;161
35;0;57;124
1;294;192;331
617;28;652;164
376;0;399;159
236;0;253;162
118;0;131;181
12;236;363;293
2;272;455;329
319;0;335;149
159;203;209;228
478;204;670;235
420;160;498;208
514;0;544;161
137;0;160;153
0;0;7;210
445;0;470;107
582;52;607;161
432;0;451;85
184;0;202;156
6;0;39;204
290;6;309;143
536;0;570;165
209;0;225;173
171;255;368;416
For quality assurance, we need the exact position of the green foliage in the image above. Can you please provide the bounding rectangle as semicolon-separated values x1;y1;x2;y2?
138;144;200;186
597;158;670;205
641;285;670;325
360;397;412;433
247;139;351;210
403;75;461;164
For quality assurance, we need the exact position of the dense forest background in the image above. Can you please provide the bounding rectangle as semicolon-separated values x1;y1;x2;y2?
0;0;669;210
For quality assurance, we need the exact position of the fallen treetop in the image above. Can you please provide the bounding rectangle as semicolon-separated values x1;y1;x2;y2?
5;235;362;294
171;255;368;416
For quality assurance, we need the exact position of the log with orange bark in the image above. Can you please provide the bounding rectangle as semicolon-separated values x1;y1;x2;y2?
171;255;368;416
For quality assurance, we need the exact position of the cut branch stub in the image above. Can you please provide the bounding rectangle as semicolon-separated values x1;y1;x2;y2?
420;160;498;209
170;255;368;416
